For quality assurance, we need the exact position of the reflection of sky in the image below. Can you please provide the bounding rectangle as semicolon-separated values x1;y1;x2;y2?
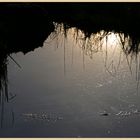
1;23;140;137
45;23;139;80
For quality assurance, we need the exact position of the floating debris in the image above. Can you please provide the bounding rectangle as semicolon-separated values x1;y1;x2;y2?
99;111;110;116
116;109;140;116
22;113;63;122
116;111;123;116
100;113;109;116
96;83;103;88
133;109;140;114
100;108;140;117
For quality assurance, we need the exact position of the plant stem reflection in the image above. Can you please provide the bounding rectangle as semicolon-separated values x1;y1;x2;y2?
45;23;140;91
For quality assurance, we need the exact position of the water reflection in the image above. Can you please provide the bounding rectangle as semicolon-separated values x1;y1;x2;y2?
0;53;8;128
45;23;140;83
0;53;18;128
1;23;140;136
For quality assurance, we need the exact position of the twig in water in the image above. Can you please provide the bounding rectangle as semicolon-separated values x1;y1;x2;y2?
8;55;21;69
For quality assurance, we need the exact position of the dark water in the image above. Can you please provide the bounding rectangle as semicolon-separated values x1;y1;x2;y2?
0;23;140;137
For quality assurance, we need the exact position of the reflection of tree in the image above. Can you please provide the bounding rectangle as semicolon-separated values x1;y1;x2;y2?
46;23;140;91
0;52;8;128
0;51;24;128
51;23;140;55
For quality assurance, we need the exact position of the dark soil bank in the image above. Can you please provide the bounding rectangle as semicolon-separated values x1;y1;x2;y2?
0;2;140;54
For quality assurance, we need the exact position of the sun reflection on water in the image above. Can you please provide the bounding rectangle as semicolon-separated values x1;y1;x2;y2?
44;23;140;86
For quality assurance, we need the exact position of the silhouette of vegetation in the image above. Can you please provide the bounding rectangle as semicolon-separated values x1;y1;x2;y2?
0;51;8;128
45;23;140;88
0;3;54;127
1;2;140;128
0;3;140;53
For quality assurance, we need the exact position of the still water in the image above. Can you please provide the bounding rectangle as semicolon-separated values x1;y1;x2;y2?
0;23;140;137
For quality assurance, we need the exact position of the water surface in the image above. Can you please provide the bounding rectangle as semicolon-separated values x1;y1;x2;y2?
0;23;140;137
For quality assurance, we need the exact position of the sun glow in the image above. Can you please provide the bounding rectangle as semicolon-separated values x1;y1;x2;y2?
107;32;118;45
45;23;132;57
